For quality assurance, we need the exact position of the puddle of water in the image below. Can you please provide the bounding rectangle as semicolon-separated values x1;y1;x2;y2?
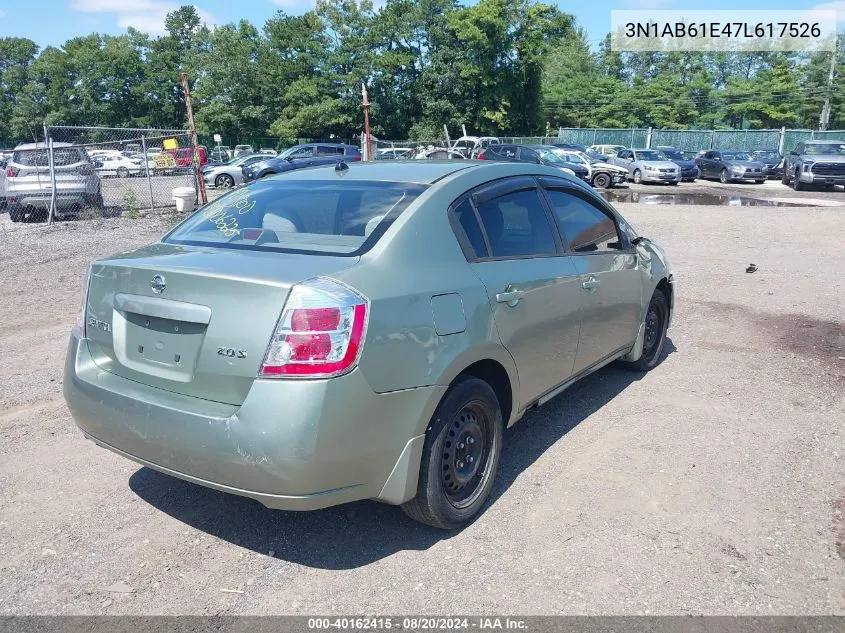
602;190;811;207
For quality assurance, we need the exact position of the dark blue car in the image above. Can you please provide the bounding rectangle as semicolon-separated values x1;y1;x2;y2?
655;146;699;182
243;143;361;181
478;144;591;183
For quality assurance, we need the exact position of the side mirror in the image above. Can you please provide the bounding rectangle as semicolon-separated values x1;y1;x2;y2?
632;236;647;247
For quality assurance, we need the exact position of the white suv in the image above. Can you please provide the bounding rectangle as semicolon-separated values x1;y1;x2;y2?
5;142;102;222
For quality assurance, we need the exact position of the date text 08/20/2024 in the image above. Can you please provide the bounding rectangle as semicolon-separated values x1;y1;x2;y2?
307;618;528;630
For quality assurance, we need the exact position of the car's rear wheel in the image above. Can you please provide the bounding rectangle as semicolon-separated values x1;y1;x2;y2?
9;207;23;222
621;289;669;372
719;169;729;184
754;180;765;184
633;169;642;184
593;173;611;188
792;169;805;191
215;174;234;189
402;376;502;530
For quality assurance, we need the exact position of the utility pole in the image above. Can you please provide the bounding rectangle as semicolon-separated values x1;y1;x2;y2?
819;49;836;131
180;72;207;205
361;84;372;161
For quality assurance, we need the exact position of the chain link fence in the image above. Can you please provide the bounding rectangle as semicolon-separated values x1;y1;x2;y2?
21;125;198;223
557;127;845;155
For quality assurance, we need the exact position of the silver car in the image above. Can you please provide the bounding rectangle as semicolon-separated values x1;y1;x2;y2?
610;149;680;185
203;154;266;189
6;142;102;222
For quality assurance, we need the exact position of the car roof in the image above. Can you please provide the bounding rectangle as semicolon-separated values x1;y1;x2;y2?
266;160;479;184
804;140;844;144
15;141;75;150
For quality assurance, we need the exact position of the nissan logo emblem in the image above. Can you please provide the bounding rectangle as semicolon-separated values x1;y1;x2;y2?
151;274;166;294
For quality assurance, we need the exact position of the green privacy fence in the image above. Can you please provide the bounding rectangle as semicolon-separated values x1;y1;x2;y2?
557;127;845;155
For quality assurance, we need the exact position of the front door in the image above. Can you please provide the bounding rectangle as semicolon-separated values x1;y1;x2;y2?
539;179;643;374
451;178;583;407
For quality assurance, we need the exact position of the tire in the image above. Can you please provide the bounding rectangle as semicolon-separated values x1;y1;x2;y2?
117;167;129;178
781;168;790;185
754;180;765;185
87;191;104;209
633;169;642;184
9;207;23;222
792;169;805;191
401;376;503;530
215;174;235;189
719;168;729;184
621;289;670;372
668;181;679;186
593;173;612;189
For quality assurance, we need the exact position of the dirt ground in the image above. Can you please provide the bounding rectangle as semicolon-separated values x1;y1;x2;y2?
0;180;843;615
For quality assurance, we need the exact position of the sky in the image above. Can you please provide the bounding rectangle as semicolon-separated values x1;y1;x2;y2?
0;0;842;49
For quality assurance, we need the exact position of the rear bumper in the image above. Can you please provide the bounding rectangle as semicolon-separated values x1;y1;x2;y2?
64;332;445;510
7;191;88;209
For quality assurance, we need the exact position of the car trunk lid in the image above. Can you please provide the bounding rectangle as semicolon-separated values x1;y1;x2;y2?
85;243;358;405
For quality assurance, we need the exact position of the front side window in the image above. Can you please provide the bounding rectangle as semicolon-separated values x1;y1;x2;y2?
544;189;622;253
165;180;427;256
474;189;556;258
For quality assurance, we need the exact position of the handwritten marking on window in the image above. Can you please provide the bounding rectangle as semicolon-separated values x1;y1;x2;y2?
202;189;255;237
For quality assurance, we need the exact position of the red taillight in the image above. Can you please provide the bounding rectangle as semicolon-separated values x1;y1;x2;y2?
6;166;18;178
351;155;361;161
260;279;368;378
477;152;486;160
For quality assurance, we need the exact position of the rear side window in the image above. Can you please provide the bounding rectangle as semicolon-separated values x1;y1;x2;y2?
318;146;344;156
545;189;622;253
474;190;556;258
165;179;427;256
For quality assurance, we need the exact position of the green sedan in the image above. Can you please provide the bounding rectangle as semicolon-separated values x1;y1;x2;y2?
64;160;674;529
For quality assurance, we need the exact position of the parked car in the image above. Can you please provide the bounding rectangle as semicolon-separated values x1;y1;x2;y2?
63;160;674;529
95;154;144;178
655;146;699;182
750;149;784;180
575;152;629;188
413;147;466;160
243;143;361;181
609;149;680;184
589;144;627;157
5;142;102;222
208;146;232;164
166;146;208;168
203;154;267;189
233;144;254;158
451;136;501;158
258;148;278;157
782;140;845;191
377;147;413;160
695;150;765;184
479;144;590;183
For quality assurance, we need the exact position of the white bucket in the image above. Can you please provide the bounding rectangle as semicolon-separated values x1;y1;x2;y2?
172;186;196;213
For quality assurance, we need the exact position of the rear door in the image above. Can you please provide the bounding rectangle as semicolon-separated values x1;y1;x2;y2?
451;177;583;406
539;178;642;374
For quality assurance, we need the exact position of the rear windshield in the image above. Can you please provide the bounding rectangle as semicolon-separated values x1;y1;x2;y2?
165;179;428;256
13;148;87;167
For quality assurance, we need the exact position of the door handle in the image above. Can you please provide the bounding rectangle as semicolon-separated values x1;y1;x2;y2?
495;289;524;307
581;278;600;291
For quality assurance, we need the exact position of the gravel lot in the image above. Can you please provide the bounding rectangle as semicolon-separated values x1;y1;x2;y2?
0;179;843;615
